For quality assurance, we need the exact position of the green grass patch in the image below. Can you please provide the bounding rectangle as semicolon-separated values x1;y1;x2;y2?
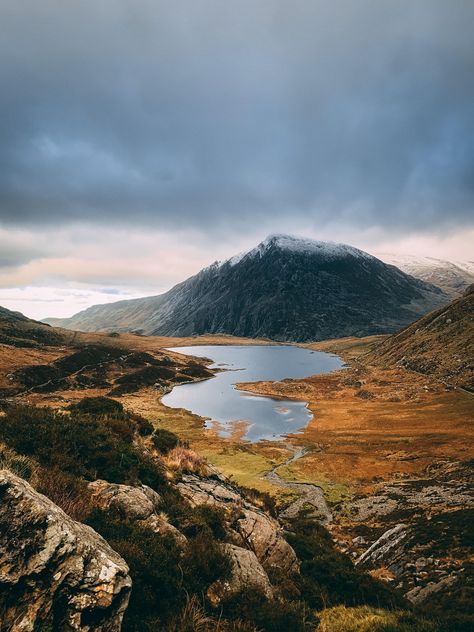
277;464;352;506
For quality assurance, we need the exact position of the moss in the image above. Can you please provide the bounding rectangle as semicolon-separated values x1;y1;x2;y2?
277;464;351;505
204;447;286;496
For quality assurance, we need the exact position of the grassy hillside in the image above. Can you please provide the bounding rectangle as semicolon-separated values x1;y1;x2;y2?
367;284;474;390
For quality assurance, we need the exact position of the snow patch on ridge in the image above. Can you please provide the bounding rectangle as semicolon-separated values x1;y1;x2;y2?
219;234;374;268
376;253;474;276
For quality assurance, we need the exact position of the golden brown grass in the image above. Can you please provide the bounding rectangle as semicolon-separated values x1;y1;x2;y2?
316;605;440;631
305;335;387;362
4;330;472;501
164;446;210;477
0;443;36;481
239;365;474;487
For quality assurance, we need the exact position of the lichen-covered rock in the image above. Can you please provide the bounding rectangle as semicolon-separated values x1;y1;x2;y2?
236;508;298;572
356;524;410;569
88;479;162;520
207;544;273;606
87;479;186;544
138;513;187;545
405;575;457;604
0;470;131;631
178;474;299;573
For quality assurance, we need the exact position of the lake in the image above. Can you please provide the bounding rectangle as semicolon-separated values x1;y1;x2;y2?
161;345;343;442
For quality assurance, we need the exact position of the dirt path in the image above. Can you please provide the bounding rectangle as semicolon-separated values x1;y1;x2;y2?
265;444;332;524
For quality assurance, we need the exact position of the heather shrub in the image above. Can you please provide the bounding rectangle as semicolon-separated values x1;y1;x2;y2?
87;512;231;632
35;468;91;521
182;505;228;540
135;415;154;436
0;404;165;489
222;587;315;632
286;517;403;610
87;512;183;631
152;428;180;454
182;531;232;594
68;396;124;416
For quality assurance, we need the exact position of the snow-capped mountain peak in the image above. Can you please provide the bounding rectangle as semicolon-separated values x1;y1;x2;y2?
223;234;373;267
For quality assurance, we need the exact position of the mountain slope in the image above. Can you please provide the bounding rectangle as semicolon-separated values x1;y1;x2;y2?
368;284;474;390
46;235;449;342
0;305;65;348
376;253;474;298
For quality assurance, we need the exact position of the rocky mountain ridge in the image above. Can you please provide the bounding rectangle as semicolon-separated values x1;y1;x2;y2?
45;235;449;342
377;253;474;298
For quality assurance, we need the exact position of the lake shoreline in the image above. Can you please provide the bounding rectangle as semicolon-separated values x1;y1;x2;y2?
161;344;343;442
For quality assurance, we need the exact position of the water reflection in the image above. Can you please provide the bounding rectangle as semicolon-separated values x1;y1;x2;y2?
162;345;343;442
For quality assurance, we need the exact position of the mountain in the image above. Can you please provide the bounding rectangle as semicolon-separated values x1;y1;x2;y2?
368;284;474;390
45;234;449;342
0;305;65;348
376;253;474;298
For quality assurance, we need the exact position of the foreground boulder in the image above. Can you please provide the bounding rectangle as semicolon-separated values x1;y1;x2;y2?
207;544;273;606
0;470;131;631
88;479;162;520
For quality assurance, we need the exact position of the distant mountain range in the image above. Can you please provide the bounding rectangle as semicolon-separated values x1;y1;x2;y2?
376;253;474;298
45;235;449;342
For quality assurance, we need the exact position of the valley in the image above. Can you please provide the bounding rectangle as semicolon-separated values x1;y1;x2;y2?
2;3;473;628
0;286;472;631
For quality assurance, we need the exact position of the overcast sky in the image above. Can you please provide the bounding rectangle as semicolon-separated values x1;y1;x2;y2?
1;1;473;319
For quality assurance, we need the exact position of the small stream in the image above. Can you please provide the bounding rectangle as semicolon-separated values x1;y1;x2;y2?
265;445;332;523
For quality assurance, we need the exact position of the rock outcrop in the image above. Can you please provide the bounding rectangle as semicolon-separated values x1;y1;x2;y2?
88;479;186;543
177;471;299;573
348;464;474;608
356;524;410;569
0;470;131;632
207;544;273;606
88;479;162;520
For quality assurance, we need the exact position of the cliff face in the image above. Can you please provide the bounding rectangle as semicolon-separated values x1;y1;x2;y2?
0;470;131;632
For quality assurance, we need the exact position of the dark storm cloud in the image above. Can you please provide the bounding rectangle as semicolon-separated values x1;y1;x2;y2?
0;0;473;234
